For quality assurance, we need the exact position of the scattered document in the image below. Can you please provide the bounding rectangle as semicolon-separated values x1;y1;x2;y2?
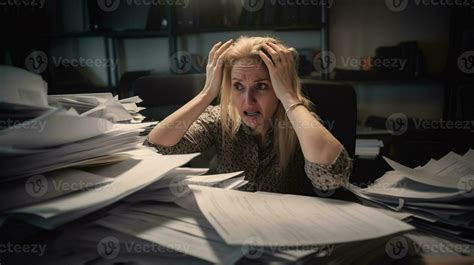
0;168;113;211
350;150;474;244
125;171;246;203
0;108;113;149
189;185;414;246
96;210;244;264
383;151;474;190
7;151;199;219
0;65;49;108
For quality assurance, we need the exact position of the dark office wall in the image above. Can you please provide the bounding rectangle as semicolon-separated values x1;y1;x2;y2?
330;0;450;74
330;1;451;123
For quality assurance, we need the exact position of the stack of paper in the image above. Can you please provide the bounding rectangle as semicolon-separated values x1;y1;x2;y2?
1;66;189;231
124;170;248;203
348;150;474;244
0;109;155;180
1;149;200;229
48;93;146;123
356;138;384;159
189;185;414;246
35;170;251;264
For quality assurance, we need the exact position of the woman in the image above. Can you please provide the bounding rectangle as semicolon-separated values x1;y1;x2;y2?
146;36;352;195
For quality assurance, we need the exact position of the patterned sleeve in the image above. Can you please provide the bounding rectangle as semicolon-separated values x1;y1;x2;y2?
304;147;353;190
144;105;220;154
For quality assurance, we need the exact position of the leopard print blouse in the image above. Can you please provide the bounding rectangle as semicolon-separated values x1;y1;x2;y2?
145;105;353;195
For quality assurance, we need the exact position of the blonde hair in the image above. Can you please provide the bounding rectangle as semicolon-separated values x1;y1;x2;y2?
219;36;314;174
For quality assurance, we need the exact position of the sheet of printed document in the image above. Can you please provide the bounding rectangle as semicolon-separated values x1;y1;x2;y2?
7;150;199;218
125;171;246;203
0;123;154;180
189;185;414;246
81;96;133;122
48;93;113;112
383;150;474;190
0;131;143;180
352;171;467;201
96;212;245;264
0;65;49;108
0;168;113;211
0;107;113;149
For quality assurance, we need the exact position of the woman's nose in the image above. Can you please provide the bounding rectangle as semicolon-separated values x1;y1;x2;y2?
243;89;257;104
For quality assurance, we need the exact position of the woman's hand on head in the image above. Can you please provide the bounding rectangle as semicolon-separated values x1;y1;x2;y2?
202;39;233;99
258;42;298;101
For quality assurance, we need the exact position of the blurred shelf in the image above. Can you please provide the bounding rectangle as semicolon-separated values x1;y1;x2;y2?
44;30;170;39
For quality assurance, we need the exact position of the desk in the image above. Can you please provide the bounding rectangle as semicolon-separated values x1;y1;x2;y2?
1;203;472;265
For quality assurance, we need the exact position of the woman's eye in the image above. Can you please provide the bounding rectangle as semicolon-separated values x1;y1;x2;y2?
233;83;243;91
256;83;267;90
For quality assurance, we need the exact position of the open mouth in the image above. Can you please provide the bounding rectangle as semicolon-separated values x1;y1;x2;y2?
244;111;261;117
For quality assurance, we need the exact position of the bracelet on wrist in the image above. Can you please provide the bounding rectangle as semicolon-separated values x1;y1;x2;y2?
285;102;304;114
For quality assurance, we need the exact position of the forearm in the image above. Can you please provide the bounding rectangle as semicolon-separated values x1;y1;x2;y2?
281;93;343;165
148;91;215;147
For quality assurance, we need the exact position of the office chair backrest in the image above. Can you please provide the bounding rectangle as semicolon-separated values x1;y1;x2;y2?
132;73;206;120
301;80;357;158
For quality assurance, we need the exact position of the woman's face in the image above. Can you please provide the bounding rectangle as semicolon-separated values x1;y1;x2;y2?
230;58;279;134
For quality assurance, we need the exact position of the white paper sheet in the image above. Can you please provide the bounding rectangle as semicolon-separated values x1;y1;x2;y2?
383;156;474;190
96;214;244;264
0;168;113;211
358;171;465;201
189;185;414;246
0;108;113;149
121;203;214;230
81;96;133;122
125;171;245;203
7;151;199;218
0;65;49;108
